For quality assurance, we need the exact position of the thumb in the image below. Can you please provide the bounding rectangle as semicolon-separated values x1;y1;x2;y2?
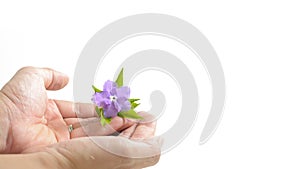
48;136;162;169
37;67;69;90
91;136;162;168
16;66;69;90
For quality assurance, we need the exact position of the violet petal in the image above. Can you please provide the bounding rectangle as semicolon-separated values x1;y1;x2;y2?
104;103;119;118
117;98;131;112
115;86;130;99
103;80;117;93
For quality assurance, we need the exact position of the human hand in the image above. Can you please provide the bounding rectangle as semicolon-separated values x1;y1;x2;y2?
0;112;161;169
0;67;136;153
23;112;161;169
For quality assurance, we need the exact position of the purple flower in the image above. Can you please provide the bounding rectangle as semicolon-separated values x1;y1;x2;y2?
92;80;131;118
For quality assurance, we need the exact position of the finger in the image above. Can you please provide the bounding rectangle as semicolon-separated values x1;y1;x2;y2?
92;136;162;168
131;112;157;139
53;136;162;169
14;67;69;91
7;66;69;91
54;100;96;118
64;116;135;138
119;123;138;138
1;67;68;102
38;67;69;90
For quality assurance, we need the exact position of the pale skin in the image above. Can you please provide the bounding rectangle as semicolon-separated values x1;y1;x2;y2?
0;67;161;169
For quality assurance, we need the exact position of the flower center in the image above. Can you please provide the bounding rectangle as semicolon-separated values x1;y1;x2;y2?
110;95;118;101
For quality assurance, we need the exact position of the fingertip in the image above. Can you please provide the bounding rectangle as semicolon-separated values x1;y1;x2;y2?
130;111;157;140
137;111;157;124
42;68;69;90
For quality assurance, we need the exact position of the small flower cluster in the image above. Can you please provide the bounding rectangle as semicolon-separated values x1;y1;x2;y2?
92;69;142;126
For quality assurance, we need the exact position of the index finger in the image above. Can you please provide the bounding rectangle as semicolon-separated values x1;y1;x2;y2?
54;100;96;118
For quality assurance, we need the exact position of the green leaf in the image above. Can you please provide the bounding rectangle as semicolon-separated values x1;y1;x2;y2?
129;98;140;103
115;68;124;87
118;109;143;120
96;106;111;126
95;106;102;117
131;102;140;109
101;115;112;126
92;85;102;93
129;98;140;109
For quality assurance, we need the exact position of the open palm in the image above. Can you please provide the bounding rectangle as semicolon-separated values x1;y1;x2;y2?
0;67;131;153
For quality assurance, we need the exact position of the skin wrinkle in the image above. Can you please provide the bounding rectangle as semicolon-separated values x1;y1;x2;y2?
61;140;95;169
119;124;138;138
18;70;35;112
46;146;76;169
0;93;9;152
0;88;21;114
26;125;53;151
2;69;41;117
51;100;68;141
53;100;69;118
48;125;59;144
42;67;69;91
46;100;70;142
46;69;55;89
0;91;15;153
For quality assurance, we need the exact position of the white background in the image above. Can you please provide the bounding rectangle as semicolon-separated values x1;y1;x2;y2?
1;0;300;168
